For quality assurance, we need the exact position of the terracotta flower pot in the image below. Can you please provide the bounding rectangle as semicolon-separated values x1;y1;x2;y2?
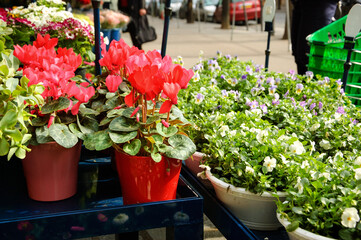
22;141;81;202
185;152;213;189
114;150;182;205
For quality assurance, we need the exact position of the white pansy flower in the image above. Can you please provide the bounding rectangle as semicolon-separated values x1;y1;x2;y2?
310;123;320;132
341;208;360;228
245;166;254;175
334;151;343;160
289;141;306;155
279;154;289;164
200;87;206;92
263;157;277;172
354;157;361;167
219;125;229;137
250;108;262;115
310;170;317;180
355;168;361;180
294;177;303;193
319;139;332;150
322;172;331;181
348;135;356;141
256;130;268;144
229;130;237;137
301;160;310;169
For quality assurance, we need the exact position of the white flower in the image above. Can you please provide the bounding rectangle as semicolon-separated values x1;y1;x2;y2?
355;168;361;180
263;157;277;172
250;108;262;115
319;139;332;150
310;123;320;132
279;154;289;164
256;130;268;144
354;157;361;167
348;135;356;141
301;160;309;169
245;166;254;175
310;141;315;153
289;140;306;155
229;130;237;137
278;135;290;141
322;172;331;181
219;125;229;137
317;153;327;160
294;177;303;193
341;208;360;228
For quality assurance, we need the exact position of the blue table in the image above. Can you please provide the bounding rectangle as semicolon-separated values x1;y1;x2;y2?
0;156;204;240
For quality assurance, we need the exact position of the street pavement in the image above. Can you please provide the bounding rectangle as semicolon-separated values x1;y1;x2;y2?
121;8;297;74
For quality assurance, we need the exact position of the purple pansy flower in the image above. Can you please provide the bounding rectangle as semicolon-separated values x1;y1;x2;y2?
336;106;346;114
260;104;268;114
295;83;304;94
310;103;316;111
195;93;204;104
249;100;259;109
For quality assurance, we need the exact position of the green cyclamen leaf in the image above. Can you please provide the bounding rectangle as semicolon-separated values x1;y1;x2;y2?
156;122;178;137
109;131;138;144
109;116;140;132
41;97;70;114
49;124;78;148
90;130;113;151
151;152;162;163
123;139;141;156
165;134;196;160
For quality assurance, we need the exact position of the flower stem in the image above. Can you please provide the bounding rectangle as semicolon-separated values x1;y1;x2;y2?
143;94;147;123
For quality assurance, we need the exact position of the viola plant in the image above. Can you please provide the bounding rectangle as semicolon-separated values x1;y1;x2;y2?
178;52;361;238
13;34;95;149
82;39;196;162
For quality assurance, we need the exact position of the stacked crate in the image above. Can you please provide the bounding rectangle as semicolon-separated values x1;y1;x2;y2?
307;15;361;105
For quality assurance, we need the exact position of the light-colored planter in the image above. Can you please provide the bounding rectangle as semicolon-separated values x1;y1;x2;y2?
205;168;287;230
277;213;336;240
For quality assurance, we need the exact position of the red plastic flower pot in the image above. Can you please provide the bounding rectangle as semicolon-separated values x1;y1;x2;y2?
114;150;182;205
22;141;81;202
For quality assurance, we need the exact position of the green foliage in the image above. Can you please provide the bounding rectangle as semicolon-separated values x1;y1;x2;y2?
0;52;44;160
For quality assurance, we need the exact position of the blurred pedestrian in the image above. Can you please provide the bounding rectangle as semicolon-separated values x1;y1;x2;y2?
118;0;147;49
291;0;339;75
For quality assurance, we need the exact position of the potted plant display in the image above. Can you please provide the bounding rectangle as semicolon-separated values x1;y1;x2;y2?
13;34;96;201
178;52;359;231
81;39;196;205
1;0;95;66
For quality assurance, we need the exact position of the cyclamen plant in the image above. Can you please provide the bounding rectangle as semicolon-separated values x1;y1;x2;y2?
13;34;95;149
82;39;196;162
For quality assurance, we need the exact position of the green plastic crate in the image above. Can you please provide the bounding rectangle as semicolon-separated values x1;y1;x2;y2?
307;15;361;106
